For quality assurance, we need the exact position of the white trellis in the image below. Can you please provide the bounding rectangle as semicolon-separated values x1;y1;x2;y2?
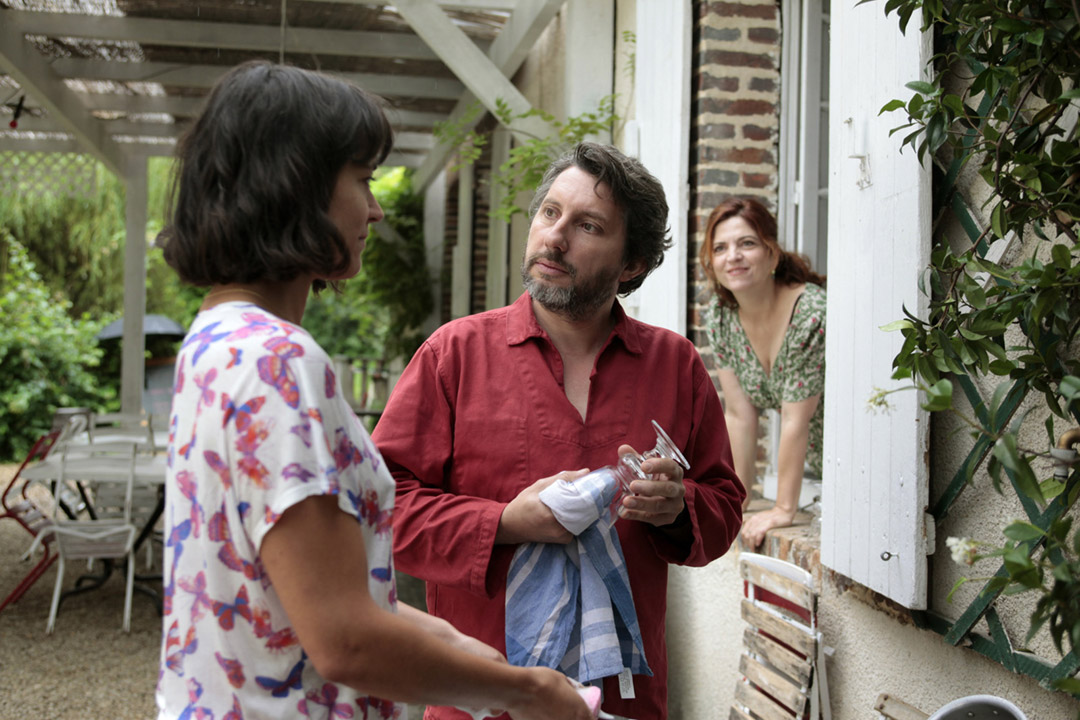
0;150;98;199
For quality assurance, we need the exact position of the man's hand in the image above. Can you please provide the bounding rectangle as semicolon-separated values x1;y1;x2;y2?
616;444;686;527
495;469;590;545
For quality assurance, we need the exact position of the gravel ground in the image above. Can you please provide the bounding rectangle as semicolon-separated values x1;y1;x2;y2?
0;463;160;720
0;463;429;720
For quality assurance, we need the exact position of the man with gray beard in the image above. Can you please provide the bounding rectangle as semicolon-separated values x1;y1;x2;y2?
373;142;744;720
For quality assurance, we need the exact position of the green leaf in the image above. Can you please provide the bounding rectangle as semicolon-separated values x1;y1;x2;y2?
880;319;914;332
1061;376;1080;402
879;99;906;114
991;202;1006;239
905;80;936;95
924;378;954;412
945;576;968;603
1051;243;1071;267
1002;522;1044;542
988;359;1016;376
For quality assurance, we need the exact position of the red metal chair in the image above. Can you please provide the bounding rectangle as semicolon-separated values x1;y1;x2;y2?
0;430;62;614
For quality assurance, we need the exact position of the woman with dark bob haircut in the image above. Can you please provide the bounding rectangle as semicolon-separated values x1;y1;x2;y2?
698;197;826;549
155;61;593;720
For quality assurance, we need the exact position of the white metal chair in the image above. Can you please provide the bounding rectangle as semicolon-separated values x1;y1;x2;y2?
28;439;139;633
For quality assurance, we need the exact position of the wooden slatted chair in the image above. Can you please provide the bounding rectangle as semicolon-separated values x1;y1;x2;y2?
731;552;831;720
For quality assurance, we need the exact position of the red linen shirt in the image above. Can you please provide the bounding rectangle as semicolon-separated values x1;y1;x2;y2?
373;294;744;719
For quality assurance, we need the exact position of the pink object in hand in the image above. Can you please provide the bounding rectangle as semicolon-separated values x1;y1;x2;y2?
577;686;603;718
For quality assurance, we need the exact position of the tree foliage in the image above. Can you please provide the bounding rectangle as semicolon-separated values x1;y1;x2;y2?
0;236;107;461
876;0;1080;680
434;96;619;222
288;166;432;364
433;31;635;222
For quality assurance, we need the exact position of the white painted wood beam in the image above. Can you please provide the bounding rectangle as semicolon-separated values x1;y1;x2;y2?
395;0;547;137
0;20;124;175
6;11;490;61
413;0;566;189
450;159;475;319
49;58;467;100
317;0;518;10
120;155;148;415
385;150;424;168
73;93;446;128
564;0;613;128
393;131;436;151
13;116;186;138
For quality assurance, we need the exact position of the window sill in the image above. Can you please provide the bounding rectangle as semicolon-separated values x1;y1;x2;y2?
739;499;917;624
737;498;821;585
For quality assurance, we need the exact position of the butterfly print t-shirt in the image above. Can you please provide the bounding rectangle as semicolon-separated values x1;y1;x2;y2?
156;301;402;720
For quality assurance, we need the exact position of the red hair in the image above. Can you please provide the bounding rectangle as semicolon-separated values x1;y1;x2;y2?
698;197;825;307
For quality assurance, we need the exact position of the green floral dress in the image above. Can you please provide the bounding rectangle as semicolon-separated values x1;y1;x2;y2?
704;283;827;475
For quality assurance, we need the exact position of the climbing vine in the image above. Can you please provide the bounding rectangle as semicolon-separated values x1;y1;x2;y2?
873;0;1080;688
434;31;635;222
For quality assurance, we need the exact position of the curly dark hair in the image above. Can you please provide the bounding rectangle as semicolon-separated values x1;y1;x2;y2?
528;142;671;295
158;61;393;290
698;196;825;307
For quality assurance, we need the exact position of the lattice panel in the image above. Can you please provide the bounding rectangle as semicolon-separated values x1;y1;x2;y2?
0;151;98;200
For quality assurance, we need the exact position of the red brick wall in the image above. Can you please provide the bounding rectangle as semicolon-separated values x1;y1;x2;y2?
691;0;784;471
690;0;783;367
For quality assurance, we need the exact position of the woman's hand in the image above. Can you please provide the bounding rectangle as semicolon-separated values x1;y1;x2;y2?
504;667;595;720
740;504;797;548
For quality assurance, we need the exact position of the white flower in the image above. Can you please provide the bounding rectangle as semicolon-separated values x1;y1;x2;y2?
946;536;978;566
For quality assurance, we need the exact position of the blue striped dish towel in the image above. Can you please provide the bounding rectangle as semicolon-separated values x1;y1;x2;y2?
504;469;652;685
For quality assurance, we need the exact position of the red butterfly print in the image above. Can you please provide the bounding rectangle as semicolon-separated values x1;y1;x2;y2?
221;394;266;432
252;607;299;652
212;584;253;630
282;463;316;483
289;419;312;448
332;428;362;470
214;652;246;689
175;471;204;538
222;695;244;720
193;369;218;412
299;683;354;718
324;365;337;399
358;696;401;719
229;312;280;339
208;506;264;581
178;571;213;621
178;429;197;461
348;488;393;537
165;620;198;675
257;337;304;408
204;450;232;491
235;422;271;489
226;347;243;368
178;677;213;720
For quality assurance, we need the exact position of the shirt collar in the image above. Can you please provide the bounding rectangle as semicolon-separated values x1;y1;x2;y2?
505;292;643;355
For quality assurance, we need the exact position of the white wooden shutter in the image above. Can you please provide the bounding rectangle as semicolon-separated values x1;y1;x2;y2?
631;0;691;334
821;0;932;609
